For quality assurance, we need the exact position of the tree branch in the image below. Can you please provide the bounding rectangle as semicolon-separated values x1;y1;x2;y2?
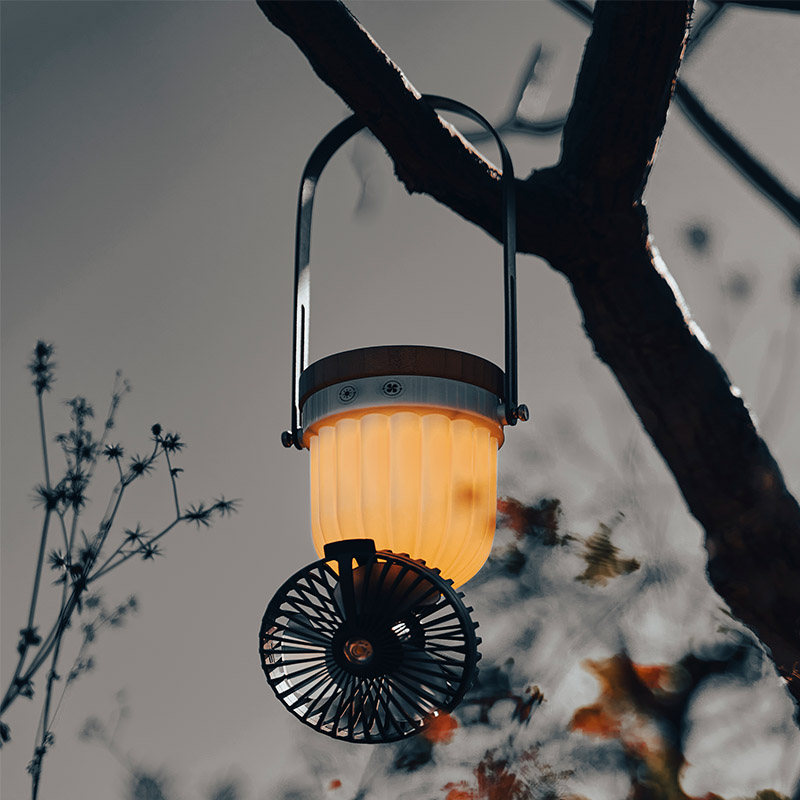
557;0;691;207
554;0;800;231
257;0;565;262
257;0;800;711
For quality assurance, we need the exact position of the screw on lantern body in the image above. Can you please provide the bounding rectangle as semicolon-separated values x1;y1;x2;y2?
262;95;526;743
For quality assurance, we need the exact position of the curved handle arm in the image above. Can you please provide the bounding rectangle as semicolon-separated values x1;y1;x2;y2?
282;95;522;449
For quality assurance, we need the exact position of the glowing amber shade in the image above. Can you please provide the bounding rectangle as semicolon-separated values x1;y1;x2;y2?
306;408;501;587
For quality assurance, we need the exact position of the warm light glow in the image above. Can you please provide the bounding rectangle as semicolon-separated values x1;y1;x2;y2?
307;408;501;587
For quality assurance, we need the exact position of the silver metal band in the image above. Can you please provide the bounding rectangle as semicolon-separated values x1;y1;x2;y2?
301;376;505;438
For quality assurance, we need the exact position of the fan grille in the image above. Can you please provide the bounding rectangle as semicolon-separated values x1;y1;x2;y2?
260;542;479;743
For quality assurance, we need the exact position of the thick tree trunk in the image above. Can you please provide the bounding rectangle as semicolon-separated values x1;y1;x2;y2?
257;0;800;712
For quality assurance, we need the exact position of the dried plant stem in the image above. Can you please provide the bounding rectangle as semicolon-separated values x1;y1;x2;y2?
26;485;137;680
2;682;19;716
37;393;51;489
9;390;58;705
5;348;232;792
19;595;78;694
25;511;52;639
90;518;182;581
5;516;52;709
31;583;69;800
3;461;168;716
91;540;130;580
26;392;55;631
47;658;78;733
48;608;111;731
163;449;181;518
92;483;131;569
2;411;133;717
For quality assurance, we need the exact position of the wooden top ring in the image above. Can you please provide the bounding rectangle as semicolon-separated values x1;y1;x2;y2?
299;345;504;408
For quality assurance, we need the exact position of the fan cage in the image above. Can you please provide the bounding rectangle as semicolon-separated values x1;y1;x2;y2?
260;542;480;743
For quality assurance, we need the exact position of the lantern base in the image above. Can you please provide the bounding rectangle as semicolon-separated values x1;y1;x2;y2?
260;539;480;743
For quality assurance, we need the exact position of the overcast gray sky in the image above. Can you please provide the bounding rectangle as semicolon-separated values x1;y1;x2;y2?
3;2;800;798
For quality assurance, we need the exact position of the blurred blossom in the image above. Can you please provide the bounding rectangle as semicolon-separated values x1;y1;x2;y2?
683;223;712;255
724;271;753;301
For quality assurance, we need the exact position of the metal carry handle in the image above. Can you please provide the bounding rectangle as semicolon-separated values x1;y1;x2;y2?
282;95;523;449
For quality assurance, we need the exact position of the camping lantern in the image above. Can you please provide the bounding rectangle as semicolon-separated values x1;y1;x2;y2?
260;96;527;743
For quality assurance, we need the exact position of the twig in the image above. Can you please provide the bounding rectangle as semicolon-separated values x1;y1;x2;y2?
56;510;70;553
722;0;800;11
551;0;593;26
11;382;60;699
466;45;567;144
673;81;800;229
163;449;181;519
1;347;233;729
37;394;52;489
25;512;52;642
31;581;69;800
684;1;728;55
90;518;182;581
24;389;57;636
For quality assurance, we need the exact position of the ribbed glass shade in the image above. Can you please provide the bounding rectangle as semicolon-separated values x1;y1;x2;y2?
307;408;501;587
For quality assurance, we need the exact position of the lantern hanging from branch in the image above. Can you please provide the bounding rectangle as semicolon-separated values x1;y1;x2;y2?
260;96;527;743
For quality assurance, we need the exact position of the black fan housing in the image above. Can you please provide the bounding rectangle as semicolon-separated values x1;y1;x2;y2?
260;539;480;743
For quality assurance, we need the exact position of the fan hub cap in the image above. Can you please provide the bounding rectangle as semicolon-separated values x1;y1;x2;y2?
344;638;374;665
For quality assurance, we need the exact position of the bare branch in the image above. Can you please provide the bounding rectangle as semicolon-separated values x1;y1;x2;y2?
257;0;563;260
674;81;800;228
721;0;800;11
551;0;595;26
685;1;728;52
492;47;562;135
466;45;568;144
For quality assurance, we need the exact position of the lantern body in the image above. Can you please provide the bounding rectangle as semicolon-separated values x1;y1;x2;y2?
306;408;501;587
299;346;506;588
